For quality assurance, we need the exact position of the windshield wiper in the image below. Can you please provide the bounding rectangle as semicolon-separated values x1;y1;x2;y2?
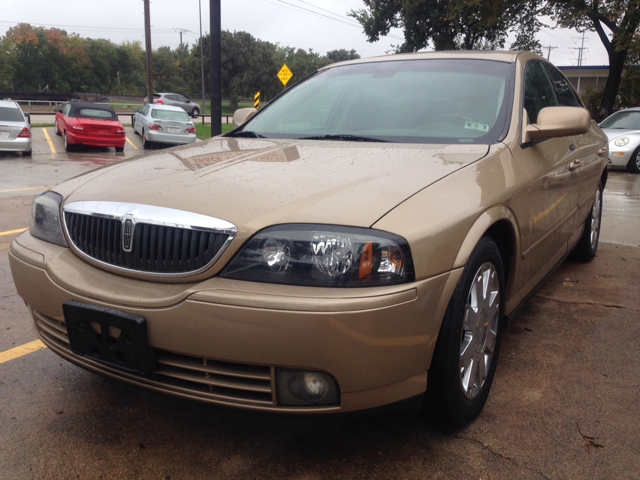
298;134;388;143
226;130;265;138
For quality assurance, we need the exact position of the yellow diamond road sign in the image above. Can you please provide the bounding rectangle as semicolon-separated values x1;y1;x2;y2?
277;64;293;86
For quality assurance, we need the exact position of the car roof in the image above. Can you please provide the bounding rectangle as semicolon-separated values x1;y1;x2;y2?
319;50;525;71
148;104;188;112
0;99;21;109
67;102;116;115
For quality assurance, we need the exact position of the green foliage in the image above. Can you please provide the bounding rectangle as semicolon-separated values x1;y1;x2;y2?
349;0;537;52
0;23;358;108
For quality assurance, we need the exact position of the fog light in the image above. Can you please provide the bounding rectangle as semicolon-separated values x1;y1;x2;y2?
277;369;339;406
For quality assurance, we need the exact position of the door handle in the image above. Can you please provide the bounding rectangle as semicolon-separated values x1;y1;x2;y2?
568;159;581;171
569;144;575;151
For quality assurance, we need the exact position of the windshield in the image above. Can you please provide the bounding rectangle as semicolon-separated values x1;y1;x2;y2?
0;106;25;122
600;111;640;129
151;109;191;122
231;59;513;144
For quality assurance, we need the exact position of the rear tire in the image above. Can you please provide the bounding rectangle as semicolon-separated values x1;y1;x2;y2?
22;150;32;157
115;146;124;153
571;181;603;262
64;131;74;152
191;107;200;118
426;236;505;428
142;130;151;149
627;147;640;173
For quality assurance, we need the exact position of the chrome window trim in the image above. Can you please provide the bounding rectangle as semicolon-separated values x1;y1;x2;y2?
62;201;237;278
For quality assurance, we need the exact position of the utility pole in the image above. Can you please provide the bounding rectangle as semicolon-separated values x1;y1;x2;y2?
571;32;588;66
210;0;221;137
542;45;557;61
199;0;206;115
143;0;154;105
173;28;190;96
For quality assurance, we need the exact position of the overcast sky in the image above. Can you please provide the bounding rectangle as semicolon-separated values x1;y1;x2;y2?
1;0;610;67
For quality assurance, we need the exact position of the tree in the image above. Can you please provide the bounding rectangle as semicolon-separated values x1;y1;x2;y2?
349;0;532;52
545;0;640;119
326;49;361;62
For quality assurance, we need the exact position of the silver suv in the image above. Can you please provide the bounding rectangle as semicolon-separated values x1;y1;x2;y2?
143;93;200;118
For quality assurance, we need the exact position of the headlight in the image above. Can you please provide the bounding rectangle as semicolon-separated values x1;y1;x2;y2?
221;224;414;287
614;136;629;147
29;191;68;247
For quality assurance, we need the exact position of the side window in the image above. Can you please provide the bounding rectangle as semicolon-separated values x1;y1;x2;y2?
177;95;188;102
543;63;582;107
62;104;71;115
524;61;557;124
142;105;150;115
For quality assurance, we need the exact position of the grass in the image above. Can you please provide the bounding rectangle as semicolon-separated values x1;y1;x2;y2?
195;123;234;140
31;123;55;127
192;101;253;115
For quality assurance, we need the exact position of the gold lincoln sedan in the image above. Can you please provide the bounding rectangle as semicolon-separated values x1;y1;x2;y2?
9;51;607;427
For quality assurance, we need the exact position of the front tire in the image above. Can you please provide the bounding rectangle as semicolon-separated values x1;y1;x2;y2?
22;149;32;157
427;236;505;428
571;181;603;262
133;118;139;135
115;146;124;153
627;147;640;173
55;123;62;136
191;107;200;118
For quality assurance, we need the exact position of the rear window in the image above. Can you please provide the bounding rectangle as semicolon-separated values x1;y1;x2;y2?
78;108;116;119
0;106;24;122
151;109;190;122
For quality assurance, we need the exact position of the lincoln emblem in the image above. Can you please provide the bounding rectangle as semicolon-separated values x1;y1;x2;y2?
122;218;134;252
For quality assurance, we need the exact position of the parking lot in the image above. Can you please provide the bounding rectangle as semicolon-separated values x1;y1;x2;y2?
1;139;639;479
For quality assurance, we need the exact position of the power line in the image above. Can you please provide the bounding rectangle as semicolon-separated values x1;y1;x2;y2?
0;20;173;34
541;45;558;60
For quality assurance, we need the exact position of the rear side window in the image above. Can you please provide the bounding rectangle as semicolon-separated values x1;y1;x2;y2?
0;106;24;122
523;61;557;124
151;109;191;122
543;64;582;107
153;94;161;99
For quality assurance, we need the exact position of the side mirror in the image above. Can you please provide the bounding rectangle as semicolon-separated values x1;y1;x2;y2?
523;106;590;143
134;109;140;113
233;107;258;128
54;108;61;113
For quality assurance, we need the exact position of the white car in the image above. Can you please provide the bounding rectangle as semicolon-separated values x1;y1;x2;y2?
599;107;640;173
0;100;32;156
133;104;197;149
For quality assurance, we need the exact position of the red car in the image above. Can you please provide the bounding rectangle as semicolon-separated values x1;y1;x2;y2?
54;102;126;152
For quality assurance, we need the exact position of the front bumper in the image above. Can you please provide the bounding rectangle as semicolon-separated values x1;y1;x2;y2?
146;130;197;145
0;136;31;152
9;232;458;414
607;142;635;167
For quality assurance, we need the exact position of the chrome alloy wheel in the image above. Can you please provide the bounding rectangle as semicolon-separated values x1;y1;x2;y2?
459;261;500;400
589;188;602;250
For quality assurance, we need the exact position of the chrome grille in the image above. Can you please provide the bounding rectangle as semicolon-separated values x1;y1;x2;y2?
32;310;275;406
62;202;237;276
65;212;229;274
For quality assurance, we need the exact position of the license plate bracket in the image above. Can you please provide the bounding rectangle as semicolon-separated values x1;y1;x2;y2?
63;300;155;375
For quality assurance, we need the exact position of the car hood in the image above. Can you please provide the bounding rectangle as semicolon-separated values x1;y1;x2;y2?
601;128;640;141
61;137;489;233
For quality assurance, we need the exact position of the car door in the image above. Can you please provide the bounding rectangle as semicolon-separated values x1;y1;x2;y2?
176;94;190;113
543;62;604;229
509;60;580;295
58;104;71;133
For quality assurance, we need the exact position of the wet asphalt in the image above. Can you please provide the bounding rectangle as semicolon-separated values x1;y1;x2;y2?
1;135;639;479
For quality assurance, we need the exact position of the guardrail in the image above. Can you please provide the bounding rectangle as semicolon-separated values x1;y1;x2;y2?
26;112;233;125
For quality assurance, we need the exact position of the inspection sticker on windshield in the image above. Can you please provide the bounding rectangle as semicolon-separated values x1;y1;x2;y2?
464;121;489;133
